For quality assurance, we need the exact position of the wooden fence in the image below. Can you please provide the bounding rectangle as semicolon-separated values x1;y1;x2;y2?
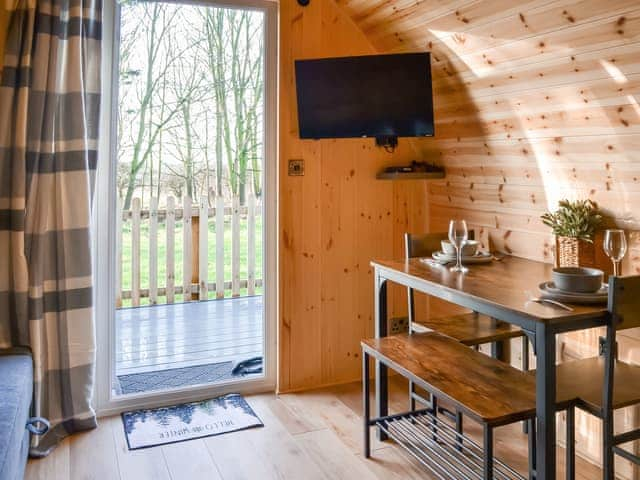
116;194;262;307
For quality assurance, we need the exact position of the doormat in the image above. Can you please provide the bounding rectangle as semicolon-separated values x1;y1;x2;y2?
121;393;263;450
117;357;263;395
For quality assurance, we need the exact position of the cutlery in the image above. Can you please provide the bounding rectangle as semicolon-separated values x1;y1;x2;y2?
421;258;451;267
525;291;574;311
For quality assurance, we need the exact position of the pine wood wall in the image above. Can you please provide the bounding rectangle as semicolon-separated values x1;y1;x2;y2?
337;0;640;475
0;4;11;70
278;0;430;392
339;0;640;262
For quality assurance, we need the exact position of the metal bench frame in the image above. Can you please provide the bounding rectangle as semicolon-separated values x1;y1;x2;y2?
362;348;533;480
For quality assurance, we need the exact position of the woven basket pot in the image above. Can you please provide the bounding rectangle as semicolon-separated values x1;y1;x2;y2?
554;236;596;268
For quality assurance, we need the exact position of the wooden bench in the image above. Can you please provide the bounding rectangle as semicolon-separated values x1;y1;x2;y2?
362;332;537;480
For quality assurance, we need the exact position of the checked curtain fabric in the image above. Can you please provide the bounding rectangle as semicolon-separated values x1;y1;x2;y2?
0;0;102;456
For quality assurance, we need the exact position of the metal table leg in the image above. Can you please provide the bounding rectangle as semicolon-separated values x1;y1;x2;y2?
484;425;494;480
363;350;371;458
566;406;575;480
374;272;388;441
535;324;557;480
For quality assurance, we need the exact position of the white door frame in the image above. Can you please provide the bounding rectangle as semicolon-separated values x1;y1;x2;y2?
93;0;278;416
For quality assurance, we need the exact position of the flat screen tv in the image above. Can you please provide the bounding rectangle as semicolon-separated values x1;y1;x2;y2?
294;52;434;148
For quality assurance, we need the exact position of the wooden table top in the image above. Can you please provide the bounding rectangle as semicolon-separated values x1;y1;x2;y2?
371;256;609;325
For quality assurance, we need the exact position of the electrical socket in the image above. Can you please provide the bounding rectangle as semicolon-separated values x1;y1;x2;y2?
389;317;409;335
288;159;304;176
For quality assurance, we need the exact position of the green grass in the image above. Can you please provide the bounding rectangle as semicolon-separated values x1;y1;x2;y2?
120;215;263;307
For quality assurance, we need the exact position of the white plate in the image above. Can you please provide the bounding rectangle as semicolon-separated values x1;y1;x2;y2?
538;281;608;304
542;281;608;297
431;251;493;265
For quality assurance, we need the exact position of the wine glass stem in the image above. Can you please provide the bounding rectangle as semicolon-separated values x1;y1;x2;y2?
457;247;462;270
613;261;619;276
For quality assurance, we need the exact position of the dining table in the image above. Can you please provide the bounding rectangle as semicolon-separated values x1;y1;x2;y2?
371;255;611;480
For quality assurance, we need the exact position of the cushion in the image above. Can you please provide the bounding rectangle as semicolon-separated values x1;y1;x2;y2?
0;349;33;480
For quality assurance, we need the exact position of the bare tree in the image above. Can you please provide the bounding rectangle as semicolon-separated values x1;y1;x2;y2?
203;9;264;204
118;3;198;209
118;4;265;208
164;14;209;201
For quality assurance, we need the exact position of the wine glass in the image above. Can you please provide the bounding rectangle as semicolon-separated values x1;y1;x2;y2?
603;229;627;276
448;220;469;273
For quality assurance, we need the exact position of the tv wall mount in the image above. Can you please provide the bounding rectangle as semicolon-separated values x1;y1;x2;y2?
375;135;399;153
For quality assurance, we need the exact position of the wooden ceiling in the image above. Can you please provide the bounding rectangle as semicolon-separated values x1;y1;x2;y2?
336;0;640;238
337;0;640;83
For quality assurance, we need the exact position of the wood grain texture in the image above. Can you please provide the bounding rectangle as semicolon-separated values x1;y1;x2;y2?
553;356;640;415
0;3;11;75
373;256;608;322
278;0;429;392
29;379;609;480
362;332;538;425
418;312;523;345
336;0;640;475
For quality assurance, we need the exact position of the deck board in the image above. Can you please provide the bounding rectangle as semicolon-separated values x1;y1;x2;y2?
116;296;264;375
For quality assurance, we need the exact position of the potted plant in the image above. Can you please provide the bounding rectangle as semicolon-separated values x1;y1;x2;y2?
541;199;603;268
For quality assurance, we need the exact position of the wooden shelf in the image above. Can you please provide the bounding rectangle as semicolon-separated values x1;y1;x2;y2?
375;171;445;180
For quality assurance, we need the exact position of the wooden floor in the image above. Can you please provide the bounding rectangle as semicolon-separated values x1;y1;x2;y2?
25;377;602;480
116;296;263;375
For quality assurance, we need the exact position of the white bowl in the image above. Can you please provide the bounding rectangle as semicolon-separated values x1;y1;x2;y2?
441;240;478;257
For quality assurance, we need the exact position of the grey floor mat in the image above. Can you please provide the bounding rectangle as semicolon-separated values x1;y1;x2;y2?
118;361;239;394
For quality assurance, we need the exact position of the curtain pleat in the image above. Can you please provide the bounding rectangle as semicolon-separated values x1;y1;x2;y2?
0;0;102;457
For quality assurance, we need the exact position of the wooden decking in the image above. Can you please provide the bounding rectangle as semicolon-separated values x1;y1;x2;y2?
116;296;263;376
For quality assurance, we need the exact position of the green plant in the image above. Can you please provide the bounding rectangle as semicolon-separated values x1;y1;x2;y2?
541;199;603;243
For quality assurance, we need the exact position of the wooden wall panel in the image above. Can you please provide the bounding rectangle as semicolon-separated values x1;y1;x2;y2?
337;0;640;474
0;2;13;73
278;0;428;392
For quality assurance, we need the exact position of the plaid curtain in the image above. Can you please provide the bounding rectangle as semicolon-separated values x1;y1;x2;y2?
0;0;101;456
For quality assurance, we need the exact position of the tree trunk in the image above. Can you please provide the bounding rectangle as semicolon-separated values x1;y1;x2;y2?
182;102;194;199
215;107;223;195
123;180;135;210
239;178;246;206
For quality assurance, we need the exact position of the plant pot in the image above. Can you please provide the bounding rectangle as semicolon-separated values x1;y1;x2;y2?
554;236;596;268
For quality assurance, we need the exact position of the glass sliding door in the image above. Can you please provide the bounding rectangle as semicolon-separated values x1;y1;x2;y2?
94;0;277;411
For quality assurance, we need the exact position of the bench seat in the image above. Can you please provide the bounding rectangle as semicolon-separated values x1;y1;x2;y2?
362;332;537;427
415;312;523;346
527;356;640;416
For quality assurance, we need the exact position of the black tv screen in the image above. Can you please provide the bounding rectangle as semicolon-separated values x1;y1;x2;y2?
295;52;434;140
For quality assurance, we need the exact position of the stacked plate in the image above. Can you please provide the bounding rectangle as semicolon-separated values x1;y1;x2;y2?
430;251;493;265
539;267;609;305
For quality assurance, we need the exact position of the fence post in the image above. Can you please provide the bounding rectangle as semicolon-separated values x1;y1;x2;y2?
115;196;122;308
247;193;256;296
131;197;141;307
166;196;175;304
199;196;209;301
183;195;192;302
232;195;241;297
216;195;225;299
149;197;158;305
191;212;200;300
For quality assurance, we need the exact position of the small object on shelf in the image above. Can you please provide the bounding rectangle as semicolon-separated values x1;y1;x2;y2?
376;161;445;180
